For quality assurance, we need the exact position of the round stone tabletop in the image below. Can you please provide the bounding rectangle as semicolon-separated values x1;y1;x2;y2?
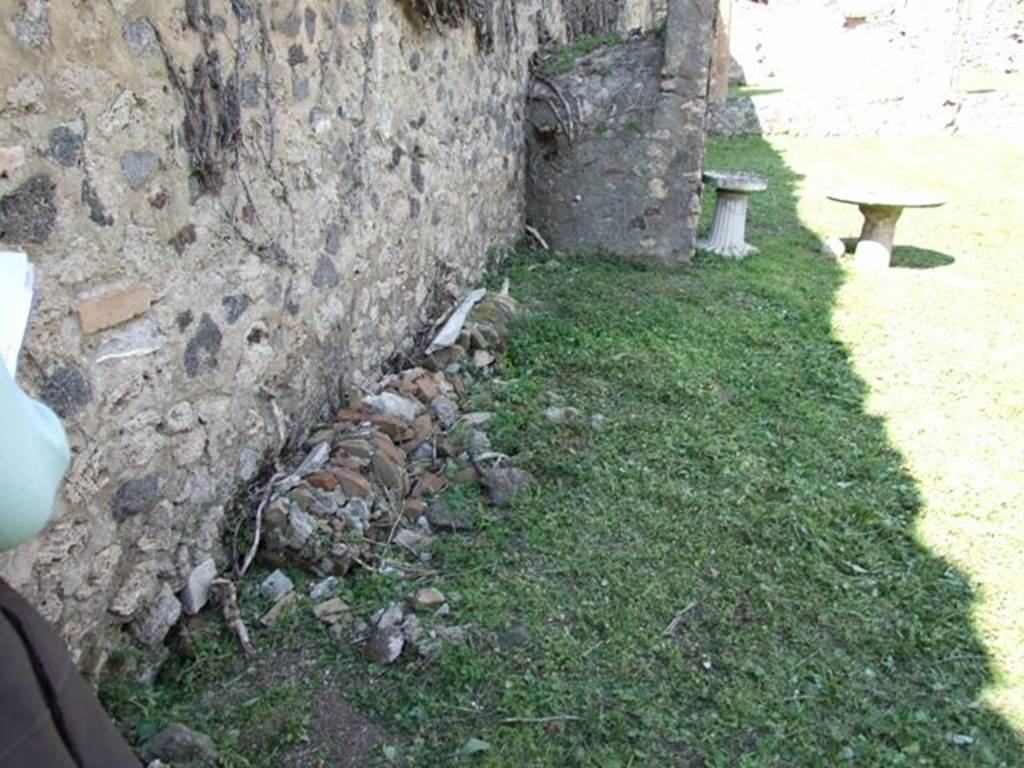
827;189;945;209
703;170;768;193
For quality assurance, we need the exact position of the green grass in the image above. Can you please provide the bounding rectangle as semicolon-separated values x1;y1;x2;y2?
535;33;623;75
728;85;786;98
102;134;1024;766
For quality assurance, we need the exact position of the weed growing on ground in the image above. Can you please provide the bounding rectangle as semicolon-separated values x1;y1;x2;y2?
535;33;622;75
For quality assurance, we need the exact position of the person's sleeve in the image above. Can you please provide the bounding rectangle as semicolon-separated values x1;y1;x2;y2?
0;364;71;551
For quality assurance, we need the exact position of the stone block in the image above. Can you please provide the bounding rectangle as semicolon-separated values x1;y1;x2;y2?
260;569;294;602
131;582;182;646
180;558;217;615
141;724;218;767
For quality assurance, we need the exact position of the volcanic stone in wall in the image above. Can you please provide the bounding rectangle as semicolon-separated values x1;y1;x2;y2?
0;174;56;243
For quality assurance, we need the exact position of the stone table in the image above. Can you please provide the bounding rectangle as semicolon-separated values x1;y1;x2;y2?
827;190;945;268
698;171;768;259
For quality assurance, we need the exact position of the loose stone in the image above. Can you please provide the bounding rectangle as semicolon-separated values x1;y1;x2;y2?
131;583;182;647
259;569;294;602
366;625;404;665
483;467;536;507
425;501;474;532
180;558;217;615
312;597;350;623
544;405;582;423
335;468;372;497
431;396;459;428
413;587;447;610
259;592;297;627
309;576;340;600
394;528;433;552
362;391;423;422
140;724;219;767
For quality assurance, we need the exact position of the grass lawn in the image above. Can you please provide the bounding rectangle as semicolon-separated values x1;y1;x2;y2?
102;134;1024;767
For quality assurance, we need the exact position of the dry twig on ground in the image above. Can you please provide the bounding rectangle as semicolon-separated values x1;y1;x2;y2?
211;578;255;655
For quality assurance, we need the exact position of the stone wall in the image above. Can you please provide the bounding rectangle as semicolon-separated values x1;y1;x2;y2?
0;0;661;670
526;0;715;263
709;0;1024;136
562;0;667;37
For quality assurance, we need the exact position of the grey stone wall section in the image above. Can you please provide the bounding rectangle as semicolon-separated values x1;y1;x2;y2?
0;0;662;671
526;0;715;263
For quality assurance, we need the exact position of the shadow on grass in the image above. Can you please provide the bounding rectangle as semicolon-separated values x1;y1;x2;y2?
891;245;956;270
389;135;1024;764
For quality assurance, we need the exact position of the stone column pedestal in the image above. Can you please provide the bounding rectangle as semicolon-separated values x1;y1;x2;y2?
697;170;767;259
699;191;756;258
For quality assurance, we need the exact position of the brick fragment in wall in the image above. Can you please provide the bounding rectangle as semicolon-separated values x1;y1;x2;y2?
77;286;153;334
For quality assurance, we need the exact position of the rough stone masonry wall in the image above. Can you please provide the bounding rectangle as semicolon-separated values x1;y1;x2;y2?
0;0;660;671
526;0;715;263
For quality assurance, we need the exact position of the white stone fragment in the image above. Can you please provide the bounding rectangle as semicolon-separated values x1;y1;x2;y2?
309;576;340;600
131;583;182;647
260;569;294;602
180;558;217;615
362;392;423;422
820;236;846;260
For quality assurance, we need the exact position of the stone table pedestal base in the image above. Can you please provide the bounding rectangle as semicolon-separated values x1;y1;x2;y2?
827;191;945;269
853;204;903;268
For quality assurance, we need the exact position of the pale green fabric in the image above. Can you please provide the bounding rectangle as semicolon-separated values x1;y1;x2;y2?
0;364;70;552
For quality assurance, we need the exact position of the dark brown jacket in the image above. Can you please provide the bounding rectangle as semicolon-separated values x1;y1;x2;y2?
0;578;140;767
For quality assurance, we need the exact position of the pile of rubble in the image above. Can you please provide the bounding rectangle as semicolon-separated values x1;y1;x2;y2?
233;287;535;665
